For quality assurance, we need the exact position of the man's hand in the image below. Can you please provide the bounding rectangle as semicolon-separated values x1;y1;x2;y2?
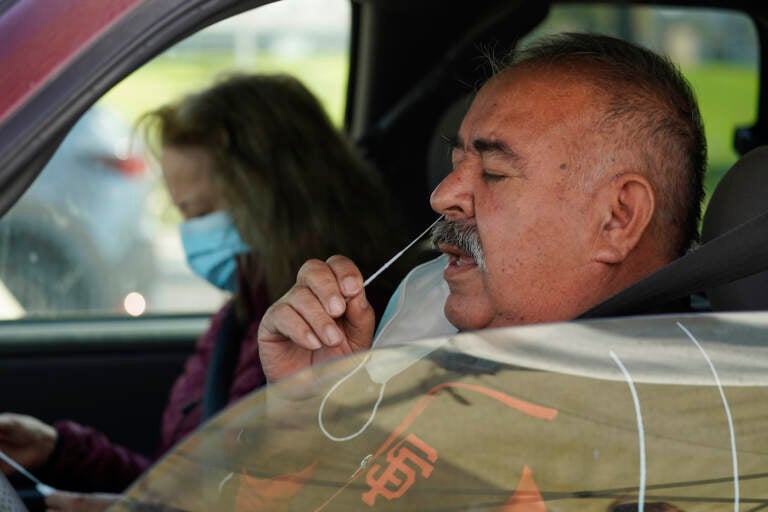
0;413;57;473
45;491;119;512
258;255;375;383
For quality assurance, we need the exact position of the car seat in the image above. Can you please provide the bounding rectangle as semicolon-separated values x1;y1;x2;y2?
701;145;768;310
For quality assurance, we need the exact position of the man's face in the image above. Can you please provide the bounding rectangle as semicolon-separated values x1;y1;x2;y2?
430;67;606;330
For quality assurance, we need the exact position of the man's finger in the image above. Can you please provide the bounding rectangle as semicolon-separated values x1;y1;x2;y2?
259;301;323;350
285;287;347;347
326;254;364;298
342;291;375;353
326;255;372;351
296;259;348;318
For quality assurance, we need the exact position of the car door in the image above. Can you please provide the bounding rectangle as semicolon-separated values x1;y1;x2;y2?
2;0;766;509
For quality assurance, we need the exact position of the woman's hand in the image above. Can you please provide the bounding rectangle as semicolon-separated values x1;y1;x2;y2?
45;491;120;512
0;413;57;473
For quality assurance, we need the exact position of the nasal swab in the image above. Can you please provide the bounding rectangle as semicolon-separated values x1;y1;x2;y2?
0;449;56;496
362;215;443;288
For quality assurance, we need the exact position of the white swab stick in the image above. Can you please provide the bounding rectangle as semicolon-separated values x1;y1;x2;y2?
363;215;443;288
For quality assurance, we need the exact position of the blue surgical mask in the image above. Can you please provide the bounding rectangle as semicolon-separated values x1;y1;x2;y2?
180;211;251;292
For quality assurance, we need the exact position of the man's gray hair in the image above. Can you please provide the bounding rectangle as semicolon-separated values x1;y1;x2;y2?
500;32;706;257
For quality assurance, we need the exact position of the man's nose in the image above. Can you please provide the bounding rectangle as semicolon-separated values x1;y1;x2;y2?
429;164;474;220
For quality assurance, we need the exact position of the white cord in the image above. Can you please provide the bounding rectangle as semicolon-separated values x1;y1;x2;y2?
218;472;234;495
318;352;386;442
677;321;740;511
610;350;646;511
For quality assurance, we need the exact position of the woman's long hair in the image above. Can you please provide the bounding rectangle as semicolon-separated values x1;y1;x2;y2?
139;73;404;303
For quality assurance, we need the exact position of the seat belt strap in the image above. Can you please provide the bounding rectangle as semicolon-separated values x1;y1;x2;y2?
580;209;768;319
202;304;244;419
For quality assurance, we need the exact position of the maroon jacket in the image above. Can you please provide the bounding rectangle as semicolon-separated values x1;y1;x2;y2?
39;283;270;493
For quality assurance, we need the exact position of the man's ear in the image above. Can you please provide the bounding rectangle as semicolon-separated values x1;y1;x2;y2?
593;173;655;264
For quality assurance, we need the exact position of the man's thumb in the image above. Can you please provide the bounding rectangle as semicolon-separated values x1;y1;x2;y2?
343;291;375;352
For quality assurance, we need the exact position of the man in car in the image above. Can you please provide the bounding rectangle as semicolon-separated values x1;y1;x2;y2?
256;32;706;383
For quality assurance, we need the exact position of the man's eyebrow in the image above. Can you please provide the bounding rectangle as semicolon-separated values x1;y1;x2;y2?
471;137;520;160
443;135;524;163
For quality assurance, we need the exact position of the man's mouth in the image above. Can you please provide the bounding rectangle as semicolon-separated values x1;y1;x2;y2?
431;219;485;270
439;243;478;268
451;254;477;267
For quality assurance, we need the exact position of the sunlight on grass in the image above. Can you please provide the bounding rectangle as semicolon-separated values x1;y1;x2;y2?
682;63;758;205
101;52;348;127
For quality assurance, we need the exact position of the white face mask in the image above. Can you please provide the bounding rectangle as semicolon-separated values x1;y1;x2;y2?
179;211;251;292
372;255;456;350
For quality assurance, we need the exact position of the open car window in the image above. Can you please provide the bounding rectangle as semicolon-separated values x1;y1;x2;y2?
110;312;768;511
0;0;351;319
0;2;758;321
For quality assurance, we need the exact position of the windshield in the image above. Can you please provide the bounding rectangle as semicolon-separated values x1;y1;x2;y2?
109;312;767;511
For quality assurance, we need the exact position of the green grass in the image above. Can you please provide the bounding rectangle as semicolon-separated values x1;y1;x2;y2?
101;51;349;127
681;62;758;203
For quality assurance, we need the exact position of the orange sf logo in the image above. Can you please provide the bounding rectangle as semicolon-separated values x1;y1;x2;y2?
362;434;438;506
310;382;557;512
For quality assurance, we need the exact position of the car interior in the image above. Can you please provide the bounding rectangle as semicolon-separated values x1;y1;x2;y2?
701;146;768;311
1;0;768;509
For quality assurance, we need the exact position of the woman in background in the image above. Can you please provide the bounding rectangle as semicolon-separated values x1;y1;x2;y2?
0;73;404;510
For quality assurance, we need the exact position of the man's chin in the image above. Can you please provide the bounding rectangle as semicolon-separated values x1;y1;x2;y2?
444;295;494;332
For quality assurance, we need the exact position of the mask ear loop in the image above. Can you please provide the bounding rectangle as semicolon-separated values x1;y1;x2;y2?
318;352;386;442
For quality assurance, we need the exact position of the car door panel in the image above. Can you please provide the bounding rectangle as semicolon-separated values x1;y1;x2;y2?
0;316;206;456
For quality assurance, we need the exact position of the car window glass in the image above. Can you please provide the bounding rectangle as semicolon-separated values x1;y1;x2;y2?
115;313;768;511
525;4;759;210
0;0;351;319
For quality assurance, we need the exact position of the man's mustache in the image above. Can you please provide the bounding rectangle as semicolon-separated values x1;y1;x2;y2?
430;219;485;270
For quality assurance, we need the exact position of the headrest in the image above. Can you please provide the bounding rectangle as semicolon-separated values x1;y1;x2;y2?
701;145;768;310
